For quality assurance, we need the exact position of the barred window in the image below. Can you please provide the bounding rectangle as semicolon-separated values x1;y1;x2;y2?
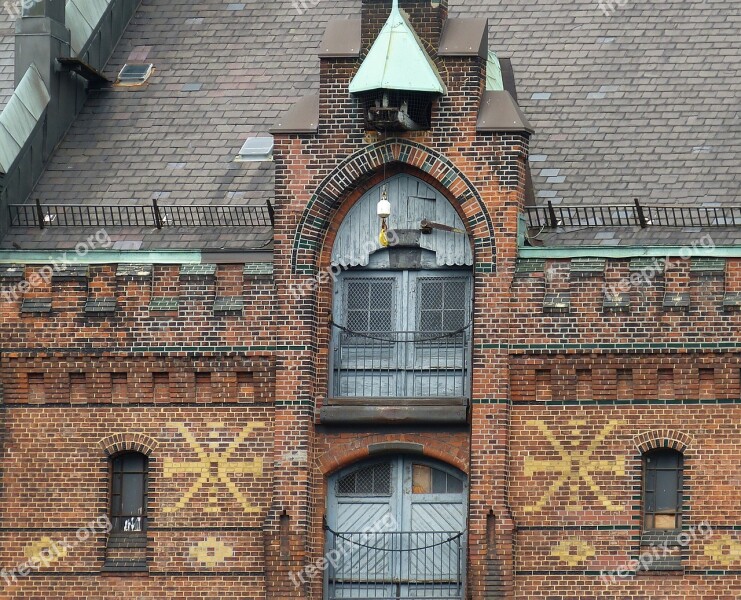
345;278;396;333
643;449;683;530
417;277;467;333
110;453;148;532
337;462;392;496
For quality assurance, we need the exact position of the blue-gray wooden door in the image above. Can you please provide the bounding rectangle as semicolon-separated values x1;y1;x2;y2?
326;456;467;599
332;271;471;399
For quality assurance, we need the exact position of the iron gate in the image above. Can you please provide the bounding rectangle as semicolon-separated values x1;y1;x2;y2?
325;529;465;599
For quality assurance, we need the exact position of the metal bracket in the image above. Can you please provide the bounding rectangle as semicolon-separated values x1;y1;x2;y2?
420;219;468;236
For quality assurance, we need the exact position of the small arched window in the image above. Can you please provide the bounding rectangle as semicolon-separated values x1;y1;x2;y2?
110;452;148;532
643;449;683;530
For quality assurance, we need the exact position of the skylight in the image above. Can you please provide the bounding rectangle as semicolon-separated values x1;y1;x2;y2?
236;136;274;162
116;64;154;86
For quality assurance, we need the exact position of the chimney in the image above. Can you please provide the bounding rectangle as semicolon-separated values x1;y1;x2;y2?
14;0;69;89
361;0;448;53
14;0;73;157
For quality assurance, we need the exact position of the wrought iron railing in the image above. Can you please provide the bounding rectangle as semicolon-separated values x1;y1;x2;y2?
526;200;741;229
325;530;465;600
330;325;469;399
8;200;274;229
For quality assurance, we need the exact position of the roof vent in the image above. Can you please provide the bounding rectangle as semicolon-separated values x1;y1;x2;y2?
116;64;154;86
235;136;274;162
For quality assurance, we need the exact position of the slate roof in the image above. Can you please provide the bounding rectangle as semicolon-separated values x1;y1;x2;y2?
2;0;739;250
0;10;16;109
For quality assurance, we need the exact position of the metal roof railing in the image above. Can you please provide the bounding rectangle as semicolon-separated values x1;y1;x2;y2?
527;200;741;229
8;200;274;229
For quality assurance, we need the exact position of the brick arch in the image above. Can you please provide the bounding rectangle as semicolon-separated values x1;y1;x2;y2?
316;437;468;477
291;138;495;274
98;433;159;457
633;430;693;455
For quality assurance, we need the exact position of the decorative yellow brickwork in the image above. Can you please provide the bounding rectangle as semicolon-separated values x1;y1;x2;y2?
704;535;741;566
163;422;266;514
23;537;68;564
524;420;626;512
189;537;234;567
550;538;596;566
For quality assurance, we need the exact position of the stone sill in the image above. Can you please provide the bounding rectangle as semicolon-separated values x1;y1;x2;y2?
321;397;468;424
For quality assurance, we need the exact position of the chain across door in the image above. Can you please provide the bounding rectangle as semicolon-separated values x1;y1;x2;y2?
332;270;471;399
326;456;467;599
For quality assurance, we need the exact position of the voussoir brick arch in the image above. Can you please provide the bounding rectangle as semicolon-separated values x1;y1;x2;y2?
291;138;495;275
633;430;693;455
98;433;159;457
316;438;469;477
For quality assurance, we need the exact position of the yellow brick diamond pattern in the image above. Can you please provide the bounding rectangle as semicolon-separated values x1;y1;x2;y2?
551;538;596;566
23;537;68;563
190;537;234;567
705;535;741;566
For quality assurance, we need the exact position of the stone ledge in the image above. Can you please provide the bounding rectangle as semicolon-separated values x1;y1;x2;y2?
0;264;25;280
53;264;89;279
85;297;117;314
214;296;244;315
179;264;217;277
116;264;153;278
321;401;467;424
21;298;52;313
543;292;570;313
149;297;179;312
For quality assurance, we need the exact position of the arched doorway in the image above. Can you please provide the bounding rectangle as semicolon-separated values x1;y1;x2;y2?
325;455;468;599
329;174;474;403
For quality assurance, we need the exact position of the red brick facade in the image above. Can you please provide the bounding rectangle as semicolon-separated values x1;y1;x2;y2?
0;1;739;599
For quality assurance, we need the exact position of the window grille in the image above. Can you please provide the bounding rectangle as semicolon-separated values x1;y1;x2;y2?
345;278;396;336
110;453;148;532
417;277;467;338
643;449;683;530
337;462;392;496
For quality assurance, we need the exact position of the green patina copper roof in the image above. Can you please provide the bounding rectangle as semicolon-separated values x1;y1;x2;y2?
349;0;446;95
486;50;504;91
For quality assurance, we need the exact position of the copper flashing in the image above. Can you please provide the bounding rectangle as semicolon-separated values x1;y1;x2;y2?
438;18;488;59
318;19;362;57
270;94;319;134
476;90;534;134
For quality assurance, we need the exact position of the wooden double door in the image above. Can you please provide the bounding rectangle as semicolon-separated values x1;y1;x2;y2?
326;456;467;599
